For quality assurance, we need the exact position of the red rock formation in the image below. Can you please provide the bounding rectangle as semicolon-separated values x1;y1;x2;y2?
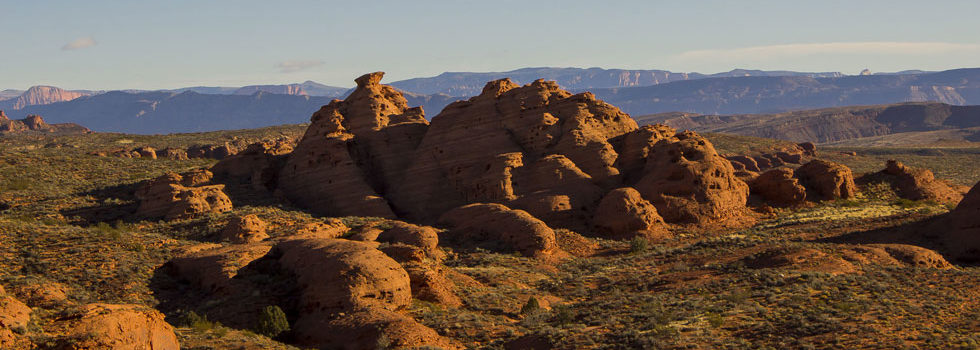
391;78;636;223
633;131;749;223
940;181;980;260
219;214;269;243
11;85;87;110
160;148;189;160
795;159;858;200
0;114;89;134
437;203;559;257
54;303;180;350
135;171;233;220
279;72;428;218
211;138;294;191
592;187;670;240
879;160;963;205
750;168;807;207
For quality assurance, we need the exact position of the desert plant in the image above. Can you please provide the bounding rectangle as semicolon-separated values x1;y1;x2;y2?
630;237;649;254
256;305;290;338
521;296;541;315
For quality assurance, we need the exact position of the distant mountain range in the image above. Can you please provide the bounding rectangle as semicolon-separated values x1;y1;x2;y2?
3;67;980;134
639;102;980;146
389;67;845;97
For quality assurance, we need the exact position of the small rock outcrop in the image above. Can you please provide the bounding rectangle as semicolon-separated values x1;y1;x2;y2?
878;160;963;205
750;168;807;207
211;138;295;191
940;181;980;260
592;187;670;240
218;214;269;243
0;113;89;134
53;303;180;350
633;131;749;223
438;203;559;257
795;159;858;200
135;171;233;220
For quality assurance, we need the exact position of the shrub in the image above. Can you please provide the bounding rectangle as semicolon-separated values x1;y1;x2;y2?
256;305;290;338
521;296;541;315
630;237;649;254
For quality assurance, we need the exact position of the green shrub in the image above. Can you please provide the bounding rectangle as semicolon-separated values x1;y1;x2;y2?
521;296;541;315
256;305;290;338
630;237;649;254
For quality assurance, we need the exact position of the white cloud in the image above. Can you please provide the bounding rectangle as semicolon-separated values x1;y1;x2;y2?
673;42;980;61
277;60;324;73
61;36;97;51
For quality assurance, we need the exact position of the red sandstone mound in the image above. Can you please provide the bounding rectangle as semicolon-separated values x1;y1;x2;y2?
749;168;807;207
592;187;670;240
632;131;749;223
211;138;295;191
938;181;980;260
219;214;269;243
0;113;89;134
877;160;963;205
51;303;179;349
278;72;427;218
795;159;858;200
438;203;559;257
0;288;31;348
135;171;233;220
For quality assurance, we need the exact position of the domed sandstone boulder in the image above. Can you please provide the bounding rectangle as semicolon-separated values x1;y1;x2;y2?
135;172;232;220
750;168;807;207
292;307;458;350
633;130;749;224
795;159;858;201
879;160;963;205
55;303;179;350
218;214;269;244
437;203;559;257
592;187;670;240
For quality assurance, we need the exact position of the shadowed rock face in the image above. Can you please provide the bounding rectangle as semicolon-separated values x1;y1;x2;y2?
879;160;963;205
272;72;752;231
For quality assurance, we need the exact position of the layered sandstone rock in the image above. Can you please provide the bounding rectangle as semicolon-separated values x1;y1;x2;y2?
135;171;233;220
391;78;636;223
940;181;980;260
278;72;427;218
795;159;858;200
437;203;559;257
592;187;670;240
219;214;269;243
633;131;749;223
160;147;189;160
54;303;179;350
170;243;273;293
750;168;807;207
878;160;963;205
211;138;294;191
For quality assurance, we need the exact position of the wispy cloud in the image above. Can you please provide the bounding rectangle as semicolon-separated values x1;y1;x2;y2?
61;36;97;51
277;60;324;73
673;42;980;61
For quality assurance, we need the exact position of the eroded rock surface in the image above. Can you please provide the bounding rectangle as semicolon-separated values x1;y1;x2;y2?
795;159;858;200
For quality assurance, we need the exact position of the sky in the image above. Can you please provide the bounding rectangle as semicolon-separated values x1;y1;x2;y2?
2;0;979;90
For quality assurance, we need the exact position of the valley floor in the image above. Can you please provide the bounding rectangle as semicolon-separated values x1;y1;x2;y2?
1;128;979;349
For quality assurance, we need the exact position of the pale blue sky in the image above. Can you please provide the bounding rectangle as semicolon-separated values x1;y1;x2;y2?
2;0;979;90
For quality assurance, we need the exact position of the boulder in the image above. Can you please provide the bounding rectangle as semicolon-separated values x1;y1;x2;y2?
291;307;457;350
219;214;269;243
879;160;963;205
135;172;232;220
633;131;749;224
211;139;293;191
135;146;157;159
940;181;980;260
277;238;412;313
592;187;670;240
170;243;273;293
438;203;559;257
180;168;213;187
376;221;442;260
749;168;807;207
795;159;858;200
160;147;189;160
55;303;179;350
